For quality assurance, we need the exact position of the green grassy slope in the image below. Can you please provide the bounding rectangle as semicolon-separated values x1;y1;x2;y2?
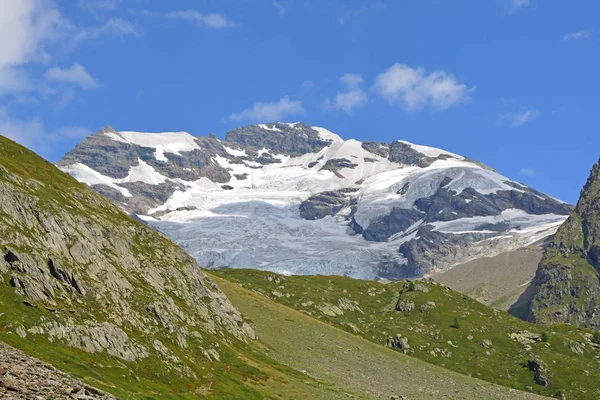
214;268;600;400
210;273;547;400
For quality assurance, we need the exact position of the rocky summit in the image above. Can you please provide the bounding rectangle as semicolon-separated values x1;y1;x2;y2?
57;123;572;280
527;158;600;328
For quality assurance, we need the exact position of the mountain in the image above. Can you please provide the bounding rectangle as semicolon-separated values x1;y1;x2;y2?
0;135;547;399
214;267;600;400
57;123;572;280
527;158;600;328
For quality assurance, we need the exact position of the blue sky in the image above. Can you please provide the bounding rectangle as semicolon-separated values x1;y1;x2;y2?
0;0;598;204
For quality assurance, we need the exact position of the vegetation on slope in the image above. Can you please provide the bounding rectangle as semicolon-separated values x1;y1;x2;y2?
0;135;344;399
214;268;600;400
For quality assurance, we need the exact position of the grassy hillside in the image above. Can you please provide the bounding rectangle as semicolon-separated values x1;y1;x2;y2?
210;273;545;400
214;268;600;400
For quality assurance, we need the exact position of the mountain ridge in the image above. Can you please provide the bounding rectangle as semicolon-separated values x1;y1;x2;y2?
527;157;600;327
57;123;572;280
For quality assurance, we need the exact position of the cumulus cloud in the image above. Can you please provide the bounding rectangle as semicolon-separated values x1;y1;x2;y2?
228;96;304;122
0;0;65;94
45;63;98;89
562;30;591;41
166;10;234;28
324;73;368;114
501;108;541;127
374;63;473;112
0;1;138;99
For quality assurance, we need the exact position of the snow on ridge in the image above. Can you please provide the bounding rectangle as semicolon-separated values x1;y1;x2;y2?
223;146;247;157
61;159;169;196
104;130;202;161
312;126;343;143
257;124;282;132
60;163;132;197
397;140;464;160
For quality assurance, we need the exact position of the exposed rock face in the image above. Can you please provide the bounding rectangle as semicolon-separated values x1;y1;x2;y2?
527;158;600;328
57;123;572;280
0;342;116;399
299;190;354;220
527;358;550;387
0;136;255;374
225;122;331;156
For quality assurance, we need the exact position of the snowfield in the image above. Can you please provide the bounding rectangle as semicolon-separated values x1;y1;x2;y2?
59;124;570;279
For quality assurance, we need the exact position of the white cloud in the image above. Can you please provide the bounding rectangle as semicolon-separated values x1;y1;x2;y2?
74;18;139;43
272;0;287;16
229;96;304;122
0;1;136;98
166;10;234;29
324;73;368;114
519;168;539;177
502;108;541;127
45;63;98;89
374;63;473;112
0;109;91;158
0;0;65;94
562;30;591;41
510;0;530;13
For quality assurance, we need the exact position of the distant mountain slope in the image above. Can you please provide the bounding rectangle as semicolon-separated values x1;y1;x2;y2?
527;158;600;328
433;242;544;312
58;123;572;279
210;272;547;400
215;268;600;400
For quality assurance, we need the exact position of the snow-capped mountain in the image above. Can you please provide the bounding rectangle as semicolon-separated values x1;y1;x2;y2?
57;123;572;279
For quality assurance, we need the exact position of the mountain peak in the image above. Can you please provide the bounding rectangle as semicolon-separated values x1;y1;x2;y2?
56;122;572;281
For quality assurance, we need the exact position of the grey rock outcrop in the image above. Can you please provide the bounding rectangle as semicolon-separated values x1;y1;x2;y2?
299;190;353;220
225;122;331;156
0;136;255;373
527;158;600;328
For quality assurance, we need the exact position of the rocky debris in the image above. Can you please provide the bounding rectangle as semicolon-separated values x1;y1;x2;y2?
395;299;415;313
419;301;436;312
0;342;117;399
387;334;409;350
479;339;493;349
299;190;352;220
527;158;600;328
509;331;541;345
389;396;406;400
234;173;248;180
317;303;344;317
527;358;550;387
